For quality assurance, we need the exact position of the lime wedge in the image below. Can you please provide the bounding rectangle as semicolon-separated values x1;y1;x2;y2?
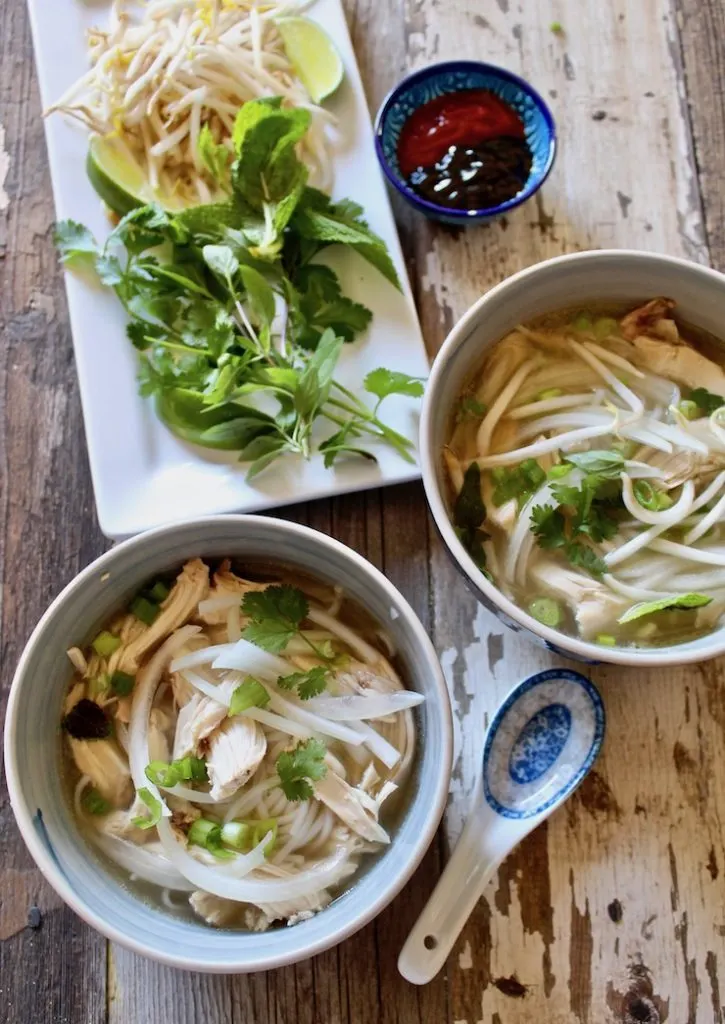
277;17;344;104
86;135;188;215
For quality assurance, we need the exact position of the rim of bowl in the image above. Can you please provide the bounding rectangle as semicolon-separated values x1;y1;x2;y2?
4;514;453;972
420;247;725;667
373;60;557;221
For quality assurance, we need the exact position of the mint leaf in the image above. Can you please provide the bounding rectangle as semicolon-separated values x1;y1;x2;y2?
564;449;624;478
239;265;275;325
688;387;725;415
198;124;232;184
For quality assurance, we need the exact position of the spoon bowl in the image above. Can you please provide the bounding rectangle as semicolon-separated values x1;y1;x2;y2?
398;668;604;985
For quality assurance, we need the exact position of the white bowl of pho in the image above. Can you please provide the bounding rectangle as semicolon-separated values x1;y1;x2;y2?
4;516;452;972
421;249;725;665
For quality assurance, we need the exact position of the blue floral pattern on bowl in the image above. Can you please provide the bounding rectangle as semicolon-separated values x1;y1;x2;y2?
374;61;556;224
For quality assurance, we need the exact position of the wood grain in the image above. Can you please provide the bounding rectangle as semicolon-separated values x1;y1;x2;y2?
1;0;724;1021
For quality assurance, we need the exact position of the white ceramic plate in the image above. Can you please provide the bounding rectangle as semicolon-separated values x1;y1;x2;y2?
26;0;428;539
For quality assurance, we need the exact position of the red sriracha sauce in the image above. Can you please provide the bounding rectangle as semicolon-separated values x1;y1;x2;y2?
397;89;533;211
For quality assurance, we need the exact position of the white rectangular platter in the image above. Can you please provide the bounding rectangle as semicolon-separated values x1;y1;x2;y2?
26;0;428;539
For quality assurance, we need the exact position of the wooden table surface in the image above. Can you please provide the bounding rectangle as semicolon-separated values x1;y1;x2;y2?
2;0;725;1021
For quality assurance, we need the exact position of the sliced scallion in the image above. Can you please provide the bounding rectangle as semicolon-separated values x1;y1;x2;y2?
677;399;700;421
148;580;170;603
131;787;162;830
131;595;160;626
633;480;673;512
228;677;270;716
596;634;617;646
110;670;135;696
82;787;110;816
92;631;121;657
528;597;562;628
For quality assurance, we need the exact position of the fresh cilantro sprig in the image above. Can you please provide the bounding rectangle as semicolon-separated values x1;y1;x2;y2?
276;738;328;801
241;586;335;667
54;97;423;478
278;665;330;700
529;449;626;577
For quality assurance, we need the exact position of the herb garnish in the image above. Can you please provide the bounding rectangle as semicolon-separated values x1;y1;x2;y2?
530;449;625;577
491;458;546;509
453;462;490;575
131;787;162;830
688;387;725;416
617;593;712;624
241;585;335;664
55;97;424;477
278;665;330;700
276;738;328;801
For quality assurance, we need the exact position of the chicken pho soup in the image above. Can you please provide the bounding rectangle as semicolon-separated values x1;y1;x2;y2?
62;559;422;930
445;298;725;648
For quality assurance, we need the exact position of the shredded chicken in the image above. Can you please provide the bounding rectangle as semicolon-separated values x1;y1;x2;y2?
530;562;627;639
111;559;209;675
620;297;677;341
68;738;132;807
172;679;236;760
205;715;267;801
313;772;389;844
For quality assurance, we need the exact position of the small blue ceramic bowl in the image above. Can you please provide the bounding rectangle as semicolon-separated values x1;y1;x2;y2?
374;61;556;224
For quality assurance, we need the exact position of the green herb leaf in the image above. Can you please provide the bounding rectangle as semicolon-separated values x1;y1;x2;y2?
276;738;328;801
229;677;270;715
688;387;725;415
54;220;99;268
203;244;239;280
564;449;624;478
291;265;372;348
277;665;329;700
530;505;567;548
618;593;712;624
239;265;276;325
131;787;162;830
292;190;401;289
242;585;309;653
491;459;546;509
456;396;487;422
110;671;135;697
198;124;232;184
81;787;110;816
364;368;425;402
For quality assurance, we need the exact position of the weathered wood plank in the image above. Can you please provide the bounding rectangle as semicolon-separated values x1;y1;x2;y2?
3;0;725;1022
0;2;108;1021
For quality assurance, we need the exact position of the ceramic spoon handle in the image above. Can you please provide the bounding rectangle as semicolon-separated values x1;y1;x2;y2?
398;797;503;985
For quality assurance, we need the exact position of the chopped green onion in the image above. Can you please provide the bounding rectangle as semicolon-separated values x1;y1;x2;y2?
188;817;221;847
92;631;121;657
229;677;270;716
144;756;208;788
528;597;562;628
537;388;563;400
596;633;617;646
250;818;278;855
592;317;619;340
188;817;235;859
81;787;110;815
147;580;170;603
633;479;673;512
677;399;700;421
219;818;277;855
550;20;563;33
131;787;162;830
130;595;160;626
547;463;572;480
612;439;637;458
572;314;593;333
220;821;253;849
88;673;110;699
110;670;135;696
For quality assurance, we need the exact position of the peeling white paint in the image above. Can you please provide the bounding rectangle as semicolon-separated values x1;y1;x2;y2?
458;940;473;970
0;121;9;211
29;289;56;320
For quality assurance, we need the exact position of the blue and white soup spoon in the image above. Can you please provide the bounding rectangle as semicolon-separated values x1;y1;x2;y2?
398;668;605;984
